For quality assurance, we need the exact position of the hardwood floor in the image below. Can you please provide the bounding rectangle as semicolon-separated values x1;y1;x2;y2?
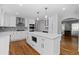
60;35;79;55
9;40;40;55
9;35;79;55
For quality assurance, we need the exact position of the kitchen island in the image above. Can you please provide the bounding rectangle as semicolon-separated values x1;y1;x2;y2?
0;31;61;55
26;32;61;55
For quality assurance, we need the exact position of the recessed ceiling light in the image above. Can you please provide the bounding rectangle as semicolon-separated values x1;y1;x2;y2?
16;12;19;15
62;8;66;11
19;4;23;7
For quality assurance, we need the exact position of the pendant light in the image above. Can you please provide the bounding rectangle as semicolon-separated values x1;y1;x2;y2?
36;11;39;20
45;7;48;19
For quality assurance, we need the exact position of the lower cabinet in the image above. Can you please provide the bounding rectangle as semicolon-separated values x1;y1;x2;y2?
11;31;27;41
38;36;61;55
0;36;10;55
26;34;32;46
37;37;55;55
26;34;61;55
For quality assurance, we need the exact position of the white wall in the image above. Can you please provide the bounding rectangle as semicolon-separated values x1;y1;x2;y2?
57;8;79;34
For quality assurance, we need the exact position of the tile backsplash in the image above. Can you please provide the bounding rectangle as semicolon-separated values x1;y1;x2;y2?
0;27;27;32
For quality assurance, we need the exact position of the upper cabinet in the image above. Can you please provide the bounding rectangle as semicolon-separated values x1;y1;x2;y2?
29;19;35;24
4;14;10;26
4;14;16;27
25;18;28;27
0;13;3;26
9;15;16;27
0;9;5;26
0;8;16;27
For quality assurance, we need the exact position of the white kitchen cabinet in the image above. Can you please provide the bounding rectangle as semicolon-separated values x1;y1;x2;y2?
38;36;61;55
4;14;10;26
11;31;27;41
34;37;49;54
9;16;16;27
2;13;16;27
26;34;32;45
29;19;35;24
26;32;61;55
39;37;54;54
25;18;28;27
0;11;4;26
0;36;10;55
0;13;3;26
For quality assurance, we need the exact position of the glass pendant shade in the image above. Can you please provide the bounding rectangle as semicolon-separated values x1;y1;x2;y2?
37;17;39;20
44;7;48;19
45;15;48;19
36;11;39;20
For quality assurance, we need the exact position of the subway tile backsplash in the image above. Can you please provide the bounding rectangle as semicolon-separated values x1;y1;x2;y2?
0;27;27;32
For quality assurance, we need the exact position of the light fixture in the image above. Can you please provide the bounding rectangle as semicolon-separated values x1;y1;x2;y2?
36;17;39;20
62;7;66;11
19;4;23;7
36;11;39;20
44;7;48;19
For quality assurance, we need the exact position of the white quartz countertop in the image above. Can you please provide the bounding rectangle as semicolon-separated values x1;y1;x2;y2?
28;32;61;39
0;31;12;37
0;31;28;37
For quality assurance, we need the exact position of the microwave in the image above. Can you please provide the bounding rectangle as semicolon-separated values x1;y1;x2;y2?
32;36;37;43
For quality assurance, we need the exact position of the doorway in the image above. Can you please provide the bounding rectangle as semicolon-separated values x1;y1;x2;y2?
60;18;79;55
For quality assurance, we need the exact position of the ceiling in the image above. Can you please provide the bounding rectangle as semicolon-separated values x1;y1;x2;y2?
0;4;79;19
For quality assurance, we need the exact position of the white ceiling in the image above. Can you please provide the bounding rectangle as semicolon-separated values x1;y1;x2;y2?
1;4;79;19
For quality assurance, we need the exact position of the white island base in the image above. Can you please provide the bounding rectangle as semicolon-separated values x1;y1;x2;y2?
26;32;61;55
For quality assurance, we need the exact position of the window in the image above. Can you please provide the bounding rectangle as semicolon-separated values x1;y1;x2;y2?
72;23;79;31
72;23;79;36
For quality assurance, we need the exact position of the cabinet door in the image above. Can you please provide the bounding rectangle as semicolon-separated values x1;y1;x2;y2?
4;14;10;26
41;37;61;55
26;34;32;45
40;37;54;55
0;12;4;26
0;13;2;26
25;18;28;27
9;16;16;27
36;37;44;54
13;31;26;41
0;36;9;55
29;19;35;24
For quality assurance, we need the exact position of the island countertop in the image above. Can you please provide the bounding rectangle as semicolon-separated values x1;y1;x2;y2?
28;32;61;39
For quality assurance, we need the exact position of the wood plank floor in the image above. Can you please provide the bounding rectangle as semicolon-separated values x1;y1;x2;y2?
9;40;40;55
60;35;79;55
9;35;79;55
